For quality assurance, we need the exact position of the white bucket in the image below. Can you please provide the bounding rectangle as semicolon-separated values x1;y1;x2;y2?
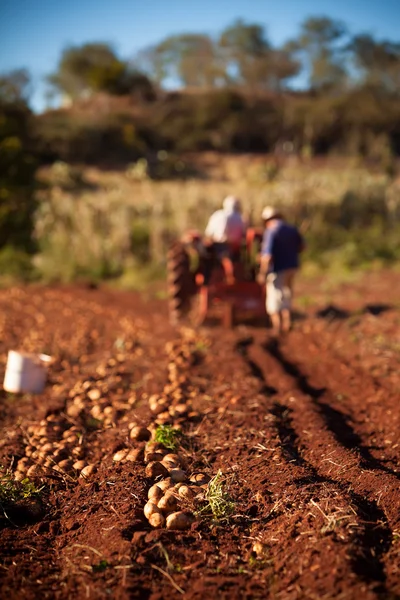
3;351;52;394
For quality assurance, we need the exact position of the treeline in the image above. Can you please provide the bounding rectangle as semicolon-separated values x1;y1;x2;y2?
46;17;400;99
1;16;400;165
34;86;400;166
1;15;400;266
35;16;400;162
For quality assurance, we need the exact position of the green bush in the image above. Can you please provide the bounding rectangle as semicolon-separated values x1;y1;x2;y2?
130;220;151;263
0;101;37;253
0;246;34;281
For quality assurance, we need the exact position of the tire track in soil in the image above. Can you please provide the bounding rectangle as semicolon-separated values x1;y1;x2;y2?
265;339;400;483
235;336;396;598
279;330;400;477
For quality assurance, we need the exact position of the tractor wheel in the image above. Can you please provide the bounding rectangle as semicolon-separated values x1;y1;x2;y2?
167;241;196;324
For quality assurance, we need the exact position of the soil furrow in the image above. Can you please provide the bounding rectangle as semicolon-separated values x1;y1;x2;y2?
265;339;400;482
231;336;389;597
1;282;399;599
234;335;396;598
281;329;400;474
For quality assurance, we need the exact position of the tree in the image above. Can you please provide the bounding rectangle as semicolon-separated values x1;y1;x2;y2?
288;17;348;91
0;69;31;105
265;49;300;91
349;34;400;94
218;20;299;91
134;34;223;88
219;19;270;88
0;79;37;254
48;42;154;101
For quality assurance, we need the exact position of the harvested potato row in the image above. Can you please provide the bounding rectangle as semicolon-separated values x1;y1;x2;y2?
143;480;197;530
12;407;103;483
141;336;212;529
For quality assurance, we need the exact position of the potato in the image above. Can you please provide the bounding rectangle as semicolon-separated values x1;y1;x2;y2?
168;404;188;418
149;395;168;415
27;465;41;478
63;435;77;445
155;412;171;425
158;492;179;513
145;442;166;454
145;452;165;463
113;449;128;462
66;405;83;418
41;443;54;453
190;473;211;485
148;512;166;528
161;454;181;469
129;426;151;442
73;460;87;471
170;469;187;483
16;457;30;471
145;461;169;479
144;501;161;520
148;484;164;502
90;405;103;419
72;446;84;458
166;511;195;530
80;464;96;478
178;485;196;500
57;459;73;472
157;478;174;491
125;448;144;462
188;411;200;420
87;388;101;401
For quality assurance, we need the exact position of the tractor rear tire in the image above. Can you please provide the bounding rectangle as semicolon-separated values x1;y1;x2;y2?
167;241;196;325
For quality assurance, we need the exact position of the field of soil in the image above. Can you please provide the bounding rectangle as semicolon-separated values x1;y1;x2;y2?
0;272;399;600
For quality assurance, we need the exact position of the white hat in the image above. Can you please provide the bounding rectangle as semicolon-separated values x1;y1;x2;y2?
223;195;241;212
261;206;280;221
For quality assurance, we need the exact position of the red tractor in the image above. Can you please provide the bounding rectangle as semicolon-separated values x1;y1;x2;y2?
167;228;267;327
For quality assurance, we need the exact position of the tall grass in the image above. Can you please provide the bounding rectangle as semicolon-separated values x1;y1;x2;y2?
32;158;400;283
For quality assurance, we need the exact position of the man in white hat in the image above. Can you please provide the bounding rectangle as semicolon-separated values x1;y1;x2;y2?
204;196;246;284
258;206;304;335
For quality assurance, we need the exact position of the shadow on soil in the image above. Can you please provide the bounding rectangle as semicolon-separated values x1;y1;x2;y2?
0;499;46;529
235;337;277;396
315;303;394;321
264;339;400;482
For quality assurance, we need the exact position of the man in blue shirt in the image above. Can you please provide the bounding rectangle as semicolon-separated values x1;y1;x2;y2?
258;206;304;336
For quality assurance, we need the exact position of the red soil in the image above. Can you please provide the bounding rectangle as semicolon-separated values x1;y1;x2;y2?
0;272;399;599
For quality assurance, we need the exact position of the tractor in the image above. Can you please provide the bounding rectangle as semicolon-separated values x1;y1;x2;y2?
167;228;267;327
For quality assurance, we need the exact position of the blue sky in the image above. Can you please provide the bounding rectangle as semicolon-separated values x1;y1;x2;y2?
1;0;399;111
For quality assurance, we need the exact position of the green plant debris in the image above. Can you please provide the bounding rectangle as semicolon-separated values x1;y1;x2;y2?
154;425;182;451
0;470;44;504
198;470;235;521
92;560;109;573
194;340;209;353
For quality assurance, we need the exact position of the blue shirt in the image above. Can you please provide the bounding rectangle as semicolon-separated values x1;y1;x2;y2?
261;220;303;273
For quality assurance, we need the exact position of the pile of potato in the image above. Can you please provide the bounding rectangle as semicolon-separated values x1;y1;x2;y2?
143;442;211;529
14;414;96;481
140;336;212;530
11;329;215;533
65;359;137;425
